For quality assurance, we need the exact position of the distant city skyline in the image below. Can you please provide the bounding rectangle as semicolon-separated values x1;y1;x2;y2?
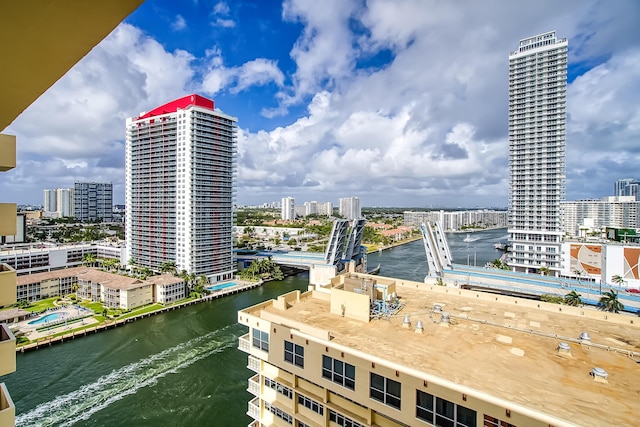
2;1;639;207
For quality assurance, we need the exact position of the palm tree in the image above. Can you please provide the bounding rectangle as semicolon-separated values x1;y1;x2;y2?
102;258;117;272
599;290;624;313
128;258;139;276
564;290;583;307
538;266;550;276
196;275;210;294
82;253;96;267
160;261;177;275
611;275;625;287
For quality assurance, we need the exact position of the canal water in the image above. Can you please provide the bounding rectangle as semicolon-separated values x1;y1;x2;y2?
5;228;506;427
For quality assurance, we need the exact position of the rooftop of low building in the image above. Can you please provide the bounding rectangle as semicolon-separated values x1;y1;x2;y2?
242;273;640;427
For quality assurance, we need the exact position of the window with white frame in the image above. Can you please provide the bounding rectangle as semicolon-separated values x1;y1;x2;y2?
284;340;304;368
416;390;477;427
370;372;401;410
252;328;268;351
322;355;355;390
298;394;323;415
264;402;293;425
329;409;365;427
264;377;292;399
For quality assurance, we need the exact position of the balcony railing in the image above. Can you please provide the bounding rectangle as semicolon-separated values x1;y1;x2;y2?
238;333;250;353
247;355;261;373
248;374;260;396
247;397;260;420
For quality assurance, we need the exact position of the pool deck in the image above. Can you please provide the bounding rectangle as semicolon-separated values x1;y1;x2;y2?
16;306;97;340
16;279;266;352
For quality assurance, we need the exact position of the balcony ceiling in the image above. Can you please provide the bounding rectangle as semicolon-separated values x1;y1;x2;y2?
0;0;144;132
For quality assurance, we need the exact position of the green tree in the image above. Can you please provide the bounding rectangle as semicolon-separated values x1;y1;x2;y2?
599;290;624;313
611;275;625;287
82;253;96;267
538;266;550;276
160;261;177;275
488;259;509;270
540;294;564;304
564;290;583;307
195;275;210;294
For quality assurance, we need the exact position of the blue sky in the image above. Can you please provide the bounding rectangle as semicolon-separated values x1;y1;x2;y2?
2;0;640;208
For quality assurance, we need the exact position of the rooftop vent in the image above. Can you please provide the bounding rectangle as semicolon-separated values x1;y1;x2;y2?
402;315;411;329
415;320;424;334
433;304;442;313
579;331;591;342
557;342;571;355
441;312;451;324
590;367;608;383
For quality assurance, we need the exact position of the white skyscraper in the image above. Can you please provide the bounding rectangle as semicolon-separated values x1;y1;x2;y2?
339;196;361;220
56;188;74;217
43;189;57;213
281;197;295;220
125;94;237;282
508;31;567;273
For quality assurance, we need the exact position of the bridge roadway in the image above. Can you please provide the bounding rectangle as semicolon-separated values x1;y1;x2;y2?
237;252;640;314
444;264;640;314
237;250;327;269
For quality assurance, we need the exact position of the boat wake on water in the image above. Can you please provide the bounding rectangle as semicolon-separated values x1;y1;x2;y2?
15;325;240;427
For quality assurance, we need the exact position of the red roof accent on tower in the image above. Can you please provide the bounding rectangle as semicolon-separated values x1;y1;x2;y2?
136;94;214;120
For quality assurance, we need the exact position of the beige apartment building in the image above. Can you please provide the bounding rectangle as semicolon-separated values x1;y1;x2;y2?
18;268;184;310
77;269;153;309
238;273;639;427
149;274;187;304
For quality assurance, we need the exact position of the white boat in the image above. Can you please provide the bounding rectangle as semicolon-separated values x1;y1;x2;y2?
494;242;508;251
463;234;477;243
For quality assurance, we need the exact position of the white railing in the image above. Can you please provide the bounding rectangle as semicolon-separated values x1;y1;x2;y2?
248;374;260;396
238;333;250;353
247;397;260;420
248;355;261;373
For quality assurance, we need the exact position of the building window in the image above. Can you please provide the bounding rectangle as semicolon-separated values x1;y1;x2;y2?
322;355;355;390
297;422;310;427
252;328;269;351
284;341;304;368
264;377;293;399
329;410;365;427
298;394;324;415
370;373;401;410
264;402;293;425
416;390;477;427
483;415;516;427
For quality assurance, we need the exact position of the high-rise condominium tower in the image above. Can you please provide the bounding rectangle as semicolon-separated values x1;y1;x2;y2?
74;182;112;222
125;94;237;282
339;196;361;220
614;178;639;199
56;188;74;217
43;189;57;213
508;31;567;274
281;197;295;220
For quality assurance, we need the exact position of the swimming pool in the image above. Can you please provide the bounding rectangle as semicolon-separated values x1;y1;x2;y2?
206;282;238;292
28;313;61;325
